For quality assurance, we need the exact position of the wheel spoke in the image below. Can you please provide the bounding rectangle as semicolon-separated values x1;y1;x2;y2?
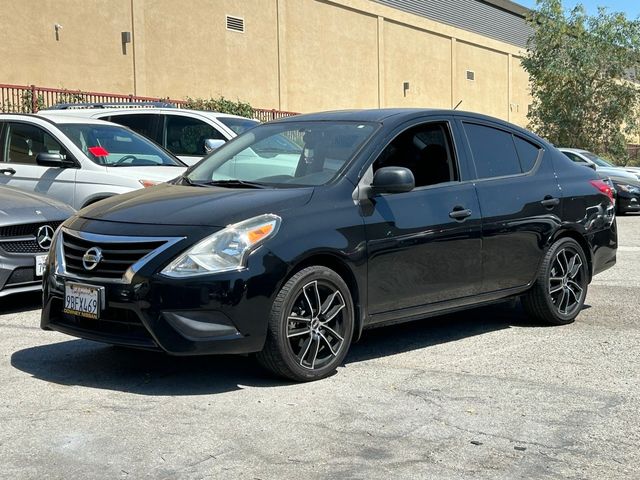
568;256;583;279
557;289;567;313
322;324;344;342
297;336;312;365
549;284;564;295
309;337;320;369
287;315;311;323
320;290;340;315
318;331;338;356
287;327;311;338
557;250;567;275
302;282;319;317
568;280;583;295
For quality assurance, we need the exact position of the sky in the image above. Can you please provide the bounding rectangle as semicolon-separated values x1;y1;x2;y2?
516;0;640;17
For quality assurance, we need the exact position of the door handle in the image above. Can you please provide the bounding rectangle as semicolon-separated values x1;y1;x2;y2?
449;206;472;220
0;168;16;176
540;196;560;209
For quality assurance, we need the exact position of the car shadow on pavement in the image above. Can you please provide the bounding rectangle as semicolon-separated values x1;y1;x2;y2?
10;300;539;396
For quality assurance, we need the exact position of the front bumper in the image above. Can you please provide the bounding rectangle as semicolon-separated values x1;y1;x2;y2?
616;190;640;213
41;248;288;355
0;253;45;298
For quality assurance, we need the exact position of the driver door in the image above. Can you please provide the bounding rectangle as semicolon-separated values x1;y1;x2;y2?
0;121;77;205
363;119;483;317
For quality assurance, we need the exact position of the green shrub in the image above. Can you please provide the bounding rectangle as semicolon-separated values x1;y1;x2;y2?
183;96;254;118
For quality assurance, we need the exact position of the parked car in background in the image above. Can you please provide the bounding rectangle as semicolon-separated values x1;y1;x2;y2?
559;148;640;214
41;109;617;381
0;185;74;298
0;114;186;209
40;104;261;166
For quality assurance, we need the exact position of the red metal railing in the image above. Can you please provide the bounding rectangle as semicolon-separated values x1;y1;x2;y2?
0;83;298;122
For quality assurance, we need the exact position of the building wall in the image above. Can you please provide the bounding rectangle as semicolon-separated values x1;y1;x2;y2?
0;0;532;126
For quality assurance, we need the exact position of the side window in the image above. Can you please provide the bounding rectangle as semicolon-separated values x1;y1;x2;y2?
106;114;162;144
563;151;586;164
464;123;520;178
5;123;67;165
513;135;541;172
373;122;458;188
164;115;226;156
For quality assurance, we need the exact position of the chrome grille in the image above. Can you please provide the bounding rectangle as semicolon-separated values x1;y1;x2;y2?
62;230;167;279
0;220;64;254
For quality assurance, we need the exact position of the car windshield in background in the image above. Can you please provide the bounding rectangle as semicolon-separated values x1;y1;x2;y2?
186;121;377;187
583;152;614;167
218;117;260;135
58;124;183;167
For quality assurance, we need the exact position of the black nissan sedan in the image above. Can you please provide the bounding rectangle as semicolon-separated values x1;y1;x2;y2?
41;109;617;381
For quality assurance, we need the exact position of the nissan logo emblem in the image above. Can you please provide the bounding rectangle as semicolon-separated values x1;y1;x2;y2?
82;247;103;271
36;225;55;250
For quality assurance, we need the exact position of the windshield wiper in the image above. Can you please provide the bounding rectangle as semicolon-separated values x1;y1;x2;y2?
200;179;267;189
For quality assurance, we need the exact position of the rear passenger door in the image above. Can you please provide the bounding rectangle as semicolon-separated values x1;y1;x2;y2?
162;114;228;165
457;118;561;293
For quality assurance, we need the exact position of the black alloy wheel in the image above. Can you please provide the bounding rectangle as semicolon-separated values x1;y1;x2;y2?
257;266;354;381
523;237;589;325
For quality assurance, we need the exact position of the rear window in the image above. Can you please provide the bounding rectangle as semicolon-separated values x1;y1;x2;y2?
58;123;182;167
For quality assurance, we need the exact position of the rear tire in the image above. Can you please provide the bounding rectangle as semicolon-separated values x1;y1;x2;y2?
256;266;354;382
522;238;588;325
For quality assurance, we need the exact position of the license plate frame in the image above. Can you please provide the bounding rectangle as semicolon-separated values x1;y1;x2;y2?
63;282;104;320
35;254;47;277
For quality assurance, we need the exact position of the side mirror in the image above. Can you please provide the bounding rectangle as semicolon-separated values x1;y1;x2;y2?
36;152;72;168
203;139;226;154
370;167;415;195
586;163;597;171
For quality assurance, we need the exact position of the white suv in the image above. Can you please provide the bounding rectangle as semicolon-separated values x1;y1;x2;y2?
40;106;260;166
0;113;186;209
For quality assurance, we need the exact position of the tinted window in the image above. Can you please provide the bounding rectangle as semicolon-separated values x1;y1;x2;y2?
464;123;520;178
514;136;540;172
4;123;67;165
106;114;162;144
374;122;458;187
563;151;588;164
165;116;225;156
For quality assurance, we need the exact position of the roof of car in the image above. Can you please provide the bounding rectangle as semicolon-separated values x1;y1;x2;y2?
39;107;252;120
0;112;119;126
558;147;589;154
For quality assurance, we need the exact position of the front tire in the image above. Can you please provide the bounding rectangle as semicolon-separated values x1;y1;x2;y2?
522;237;589;325
257;266;354;381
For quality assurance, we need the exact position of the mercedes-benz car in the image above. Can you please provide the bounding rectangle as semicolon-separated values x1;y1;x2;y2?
0;185;74;298
41;109;617;381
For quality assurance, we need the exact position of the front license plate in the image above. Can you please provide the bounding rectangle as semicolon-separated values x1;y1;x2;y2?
63;283;100;320
35;255;47;277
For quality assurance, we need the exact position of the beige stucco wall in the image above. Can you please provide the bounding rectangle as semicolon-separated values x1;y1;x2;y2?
0;0;532;125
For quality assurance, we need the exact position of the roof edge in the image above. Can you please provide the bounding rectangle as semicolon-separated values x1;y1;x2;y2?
480;0;530;18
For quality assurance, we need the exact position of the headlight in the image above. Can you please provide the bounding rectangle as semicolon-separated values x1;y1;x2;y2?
161;214;281;277
616;184;640;193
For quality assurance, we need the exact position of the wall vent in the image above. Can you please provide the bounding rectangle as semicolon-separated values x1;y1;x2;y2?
466;70;475;81
226;15;245;33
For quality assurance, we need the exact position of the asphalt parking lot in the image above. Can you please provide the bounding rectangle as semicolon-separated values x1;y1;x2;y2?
0;218;638;479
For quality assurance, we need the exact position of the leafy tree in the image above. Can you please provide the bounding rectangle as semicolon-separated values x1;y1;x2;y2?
522;0;640;163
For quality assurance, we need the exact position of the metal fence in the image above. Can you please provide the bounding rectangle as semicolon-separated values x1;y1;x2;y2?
0;83;298;122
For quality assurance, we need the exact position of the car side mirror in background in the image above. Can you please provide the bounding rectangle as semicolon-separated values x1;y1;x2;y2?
370;166;415;195
36;152;73;168
203;139;226;154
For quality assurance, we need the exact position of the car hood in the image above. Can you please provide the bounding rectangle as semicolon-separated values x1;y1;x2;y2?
0;186;75;225
104;166;187;182
78;182;314;227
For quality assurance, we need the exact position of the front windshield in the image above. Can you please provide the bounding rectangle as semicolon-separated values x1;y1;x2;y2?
59;123;183;167
218;117;260;135
186;121;377;187
583;152;613;167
